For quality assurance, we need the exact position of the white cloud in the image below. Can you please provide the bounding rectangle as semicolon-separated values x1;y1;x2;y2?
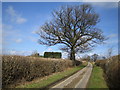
2;24;24;46
2;24;13;47
2;24;18;38
105;34;118;44
15;38;22;43
16;17;27;24
108;34;118;38
8;50;16;55
85;53;94;56
105;39;118;44
6;6;27;24
31;25;41;34
47;48;53;51
62;52;68;59
2;49;33;56
6;6;16;16
38;47;53;56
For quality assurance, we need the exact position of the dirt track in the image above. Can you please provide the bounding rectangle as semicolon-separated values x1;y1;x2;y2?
50;62;93;89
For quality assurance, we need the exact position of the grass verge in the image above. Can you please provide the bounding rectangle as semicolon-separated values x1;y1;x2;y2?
87;65;108;88
16;63;87;88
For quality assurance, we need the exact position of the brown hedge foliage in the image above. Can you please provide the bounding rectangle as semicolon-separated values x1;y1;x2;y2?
104;55;120;89
95;60;107;70
2;55;73;88
95;55;120;89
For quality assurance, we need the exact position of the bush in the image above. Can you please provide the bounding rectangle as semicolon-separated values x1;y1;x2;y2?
44;52;62;58
95;55;120;89
104;55;120;89
74;60;82;66
2;55;73;88
95;60;107;70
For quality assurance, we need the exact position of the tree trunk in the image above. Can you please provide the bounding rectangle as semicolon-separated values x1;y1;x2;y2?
70;51;75;60
70;48;76;65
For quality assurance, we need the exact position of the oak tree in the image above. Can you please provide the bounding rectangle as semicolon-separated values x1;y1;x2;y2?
37;4;106;62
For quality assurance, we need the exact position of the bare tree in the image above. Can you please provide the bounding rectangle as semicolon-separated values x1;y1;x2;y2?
107;47;113;58
37;4;106;62
91;54;99;62
82;54;91;61
31;50;39;57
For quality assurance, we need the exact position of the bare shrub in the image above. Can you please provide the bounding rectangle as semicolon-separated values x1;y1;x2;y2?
2;55;73;88
96;55;120;88
104;55;120;89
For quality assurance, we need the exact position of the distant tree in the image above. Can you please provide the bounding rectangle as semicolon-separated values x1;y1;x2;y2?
91;54;99;62
37;4;106;63
86;55;91;61
107;47;113;58
31;50;39;57
102;56;106;60
82;54;90;61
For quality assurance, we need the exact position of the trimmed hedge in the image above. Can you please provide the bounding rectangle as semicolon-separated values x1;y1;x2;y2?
44;52;61;58
2;55;73;88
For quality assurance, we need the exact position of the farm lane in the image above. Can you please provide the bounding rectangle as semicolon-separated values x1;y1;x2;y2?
74;62;93;88
50;62;93;89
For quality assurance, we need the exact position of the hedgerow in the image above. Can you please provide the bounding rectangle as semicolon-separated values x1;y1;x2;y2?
2;55;73;88
95;55;120;89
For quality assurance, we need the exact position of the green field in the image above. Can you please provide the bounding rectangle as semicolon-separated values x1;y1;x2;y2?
87;65;108;88
16;63;87;88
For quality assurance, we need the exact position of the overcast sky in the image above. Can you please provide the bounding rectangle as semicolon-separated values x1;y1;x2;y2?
2;2;118;59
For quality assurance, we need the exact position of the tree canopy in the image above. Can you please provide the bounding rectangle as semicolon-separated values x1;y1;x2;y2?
37;4;106;61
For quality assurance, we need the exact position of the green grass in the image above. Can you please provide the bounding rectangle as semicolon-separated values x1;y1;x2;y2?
16;64;87;88
87;65;108;88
